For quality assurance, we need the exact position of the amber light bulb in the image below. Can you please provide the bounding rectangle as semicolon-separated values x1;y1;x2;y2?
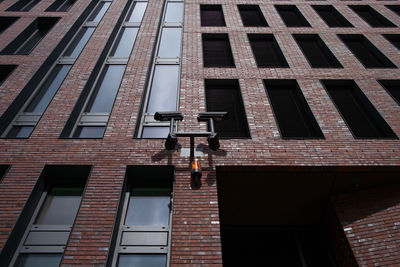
190;159;202;181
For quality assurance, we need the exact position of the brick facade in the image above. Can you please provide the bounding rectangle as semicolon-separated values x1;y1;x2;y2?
0;0;400;265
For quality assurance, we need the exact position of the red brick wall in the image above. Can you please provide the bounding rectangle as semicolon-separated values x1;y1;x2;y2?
0;0;400;265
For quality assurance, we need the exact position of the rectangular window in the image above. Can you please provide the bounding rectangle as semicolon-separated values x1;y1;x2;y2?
338;34;396;68
6;0;40;11
293;34;342;68
0;65;17;86
1;1;109;139
7;165;90;267
379;80;400;105
264;79;324;138
238;5;268;27
322;80;397;138
312;5;353;27
202;34;235;67
0;17;59;55
201;5;225;26
383;34;400;50
248;34;288;68
0;17;19;34
205;79;250;138
0;165;9;183
349;5;396;27
275;5;311;27
110;166;174;267
46;0;77;12
386;5;400;16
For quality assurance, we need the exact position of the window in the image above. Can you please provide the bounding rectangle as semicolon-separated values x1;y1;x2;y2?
275;5;311;27
238;5;268;27
383;34;400;50
109;166;174;267
0;17;59;55
205;79;250;138
349;5;396;27
46;0;77;12
379;80;400;105
0;17;19;35
312;5;353;27
0;165;9;183
6;0;40;11
322;80;397;138
200;5;225;26
202;34;235;67
293;34;342;68
386;5;400;16
62;0;147;138
338;34;396;68
0;65;17;86
264;79;324;138
248;34;288;68
6;165;90;267
136;0;183;138
1;1;110;139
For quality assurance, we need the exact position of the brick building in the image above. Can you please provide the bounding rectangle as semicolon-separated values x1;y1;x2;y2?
0;0;400;266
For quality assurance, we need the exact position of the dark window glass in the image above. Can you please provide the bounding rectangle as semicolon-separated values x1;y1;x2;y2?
88;2;111;22
84;65;126;113
117;255;166;267
385;5;400;16
46;0;76;12
125;188;171;226
25;65;72;113
14;254;62;267
338;34;396;68
383;34;400;50
322;80;397;138
205;79;250;138
0;165;9;183
200;5;226;26
63;27;95;57
275;5;311;27
379;80;400;105
349;5;396;27
6;126;34;138
73;126;106;138
6;0;40;11
0;17;19;34
0;17;59;55
35;187;83;225
110;27;138;58
264;80;324;138
312;5;353;27
146;65;179;113
0;65;17;85
142;127;170;139
293;34;342;68
238;5;268;27
202;34;235;67
248;34;288;67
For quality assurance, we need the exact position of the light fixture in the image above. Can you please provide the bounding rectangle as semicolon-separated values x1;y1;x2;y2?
190;159;202;181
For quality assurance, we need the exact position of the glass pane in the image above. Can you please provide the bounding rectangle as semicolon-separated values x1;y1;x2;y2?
63;27;95;58
117;254;166;267
6;126;34;138
73;126;106;138
158;28;182;58
127;2;147;22
85;65;126;113
14;254;62;267
164;3;184;23
18;29;46;54
110;28;138;57
142;127;169;138
35;187;82;225
25;65;72;113
88;2;110;22
125;196;170;225
146;65;179;113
